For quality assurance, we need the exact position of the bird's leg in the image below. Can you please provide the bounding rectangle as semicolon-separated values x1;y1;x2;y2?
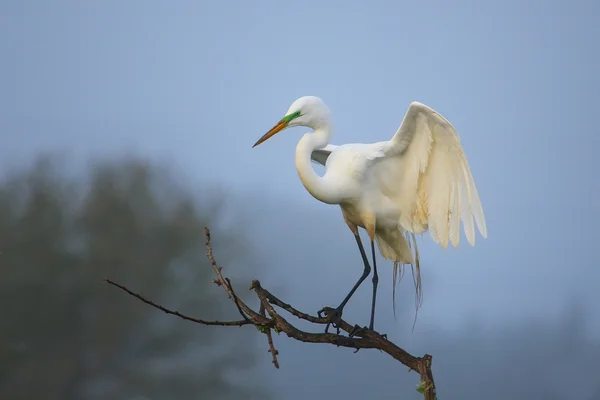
369;238;378;331
318;229;371;334
347;218;387;339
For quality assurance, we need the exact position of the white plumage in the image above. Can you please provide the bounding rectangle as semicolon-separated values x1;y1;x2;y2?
311;100;487;252
253;96;487;331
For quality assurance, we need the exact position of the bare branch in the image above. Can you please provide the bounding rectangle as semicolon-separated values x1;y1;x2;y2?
259;286;326;324
204;227;267;323
104;278;251;327
260;303;280;369
224;277;252;322
105;227;438;400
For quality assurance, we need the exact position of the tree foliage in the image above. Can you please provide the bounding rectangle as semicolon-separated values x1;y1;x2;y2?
0;155;267;400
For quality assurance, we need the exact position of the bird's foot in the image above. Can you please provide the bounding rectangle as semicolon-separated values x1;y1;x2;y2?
317;306;344;334
348;324;368;338
348;324;387;340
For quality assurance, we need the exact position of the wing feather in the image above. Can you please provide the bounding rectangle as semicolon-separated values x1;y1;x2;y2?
374;101;487;248
310;144;338;166
449;177;460;247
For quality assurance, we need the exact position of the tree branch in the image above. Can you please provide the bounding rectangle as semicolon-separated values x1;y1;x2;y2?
105;227;437;400
260;303;280;369
104;278;251;327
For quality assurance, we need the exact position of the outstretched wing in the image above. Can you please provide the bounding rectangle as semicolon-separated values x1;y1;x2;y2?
373;101;487;248
310;144;339;166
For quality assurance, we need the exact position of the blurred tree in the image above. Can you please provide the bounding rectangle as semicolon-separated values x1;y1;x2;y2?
0;154;268;400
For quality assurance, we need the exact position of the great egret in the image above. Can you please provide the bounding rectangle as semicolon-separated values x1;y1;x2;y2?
253;96;487;333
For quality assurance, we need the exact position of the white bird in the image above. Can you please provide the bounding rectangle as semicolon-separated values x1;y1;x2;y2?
253;96;487;333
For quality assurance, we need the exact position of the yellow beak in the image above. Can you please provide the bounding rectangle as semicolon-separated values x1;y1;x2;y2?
252;120;288;148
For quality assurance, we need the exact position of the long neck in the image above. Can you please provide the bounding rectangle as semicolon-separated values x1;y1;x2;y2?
295;125;342;205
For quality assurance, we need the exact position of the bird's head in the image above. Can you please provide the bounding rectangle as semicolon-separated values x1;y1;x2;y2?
252;96;331;148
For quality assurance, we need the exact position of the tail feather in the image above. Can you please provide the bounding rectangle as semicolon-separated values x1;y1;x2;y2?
375;228;414;264
375;228;422;328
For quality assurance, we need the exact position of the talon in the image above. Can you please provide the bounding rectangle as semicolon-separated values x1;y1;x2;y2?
318;306;344;334
349;324;368;338
317;306;334;319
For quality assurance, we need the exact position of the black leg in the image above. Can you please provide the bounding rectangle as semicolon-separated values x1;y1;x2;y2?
318;233;371;333
369;239;378;331
349;237;388;339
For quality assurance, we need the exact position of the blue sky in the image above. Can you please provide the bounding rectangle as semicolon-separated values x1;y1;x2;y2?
2;1;599;398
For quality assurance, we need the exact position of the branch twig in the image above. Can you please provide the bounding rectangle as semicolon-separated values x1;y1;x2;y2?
105;227;437;400
259;303;280;369
104;278;250;327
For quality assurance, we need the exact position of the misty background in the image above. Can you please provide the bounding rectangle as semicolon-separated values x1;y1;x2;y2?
1;1;599;399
